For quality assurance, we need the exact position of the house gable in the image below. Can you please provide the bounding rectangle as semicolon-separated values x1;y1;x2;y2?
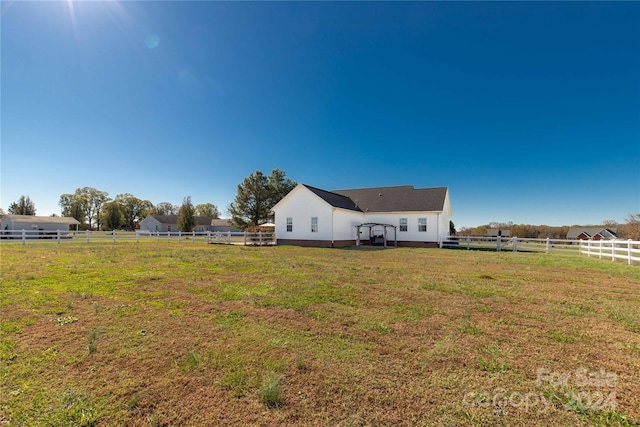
567;227;618;240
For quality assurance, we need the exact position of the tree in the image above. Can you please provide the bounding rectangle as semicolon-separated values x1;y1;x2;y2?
59;187;110;230
449;220;457;236
195;203;220;218
83;187;110;231
177;196;196;232
59;193;87;227
153;202;177;215
228;169;297;229
115;193;153;230
469;225;487;236
59;193;84;224
267;168;297;208
620;213;640;240
8;195;36;215
102;201;123;230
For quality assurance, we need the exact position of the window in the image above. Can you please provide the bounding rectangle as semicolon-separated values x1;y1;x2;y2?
418;218;427;232
311;217;318;233
286;217;293;232
399;218;408;232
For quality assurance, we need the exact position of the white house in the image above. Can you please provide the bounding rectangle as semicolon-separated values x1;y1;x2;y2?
139;215;240;233
1;215;80;238
271;184;452;247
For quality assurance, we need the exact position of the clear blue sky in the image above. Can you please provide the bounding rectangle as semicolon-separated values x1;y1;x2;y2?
2;1;639;228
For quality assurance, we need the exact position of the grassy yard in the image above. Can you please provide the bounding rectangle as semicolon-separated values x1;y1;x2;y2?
1;242;639;426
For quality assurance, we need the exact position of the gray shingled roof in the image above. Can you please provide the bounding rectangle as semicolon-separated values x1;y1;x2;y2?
211;219;233;227
566;227;618;239
3;215;80;225
149;214;215;226
302;184;447;213
333;185;448;212
302;185;361;211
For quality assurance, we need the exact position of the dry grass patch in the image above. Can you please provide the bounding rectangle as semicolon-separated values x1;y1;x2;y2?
1;242;639;426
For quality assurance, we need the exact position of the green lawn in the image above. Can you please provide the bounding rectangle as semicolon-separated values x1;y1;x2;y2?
1;242;639;426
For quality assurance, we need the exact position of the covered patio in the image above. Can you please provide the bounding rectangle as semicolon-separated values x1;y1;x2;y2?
355;223;397;248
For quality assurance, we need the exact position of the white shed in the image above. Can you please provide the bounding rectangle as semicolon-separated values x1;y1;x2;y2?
1;215;80;239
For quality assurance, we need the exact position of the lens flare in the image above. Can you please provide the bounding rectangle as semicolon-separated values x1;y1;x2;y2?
145;33;160;49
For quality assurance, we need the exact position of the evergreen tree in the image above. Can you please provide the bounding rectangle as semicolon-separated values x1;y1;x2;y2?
8;195;37;215
102;201;123;230
228;169;296;229
177;196;196;232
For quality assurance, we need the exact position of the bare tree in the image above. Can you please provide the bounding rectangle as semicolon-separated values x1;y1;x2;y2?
620;213;640;240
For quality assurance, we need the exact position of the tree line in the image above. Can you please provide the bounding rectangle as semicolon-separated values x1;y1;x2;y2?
2;189;221;231
458;217;640;240
2;168;297;232
9;168;635;238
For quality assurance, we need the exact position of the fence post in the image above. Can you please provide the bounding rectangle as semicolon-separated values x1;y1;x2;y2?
168;231;171;242
611;240;616;262
497;235;501;252
86;230;90;243
57;230;61;244
546;238;550;254
629;240;633;265
467;236;471;250
136;231;139;243
513;237;518;252
192;230;195;243
598;239;603;259
227;231;231;244
22;229;26;246
244;232;247;246
113;230;116;243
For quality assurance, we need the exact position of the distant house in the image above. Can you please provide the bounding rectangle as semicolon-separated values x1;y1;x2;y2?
486;228;511;238
139;215;239;233
1;215;80;238
211;219;242;232
566;227;618;240
271;184;452;247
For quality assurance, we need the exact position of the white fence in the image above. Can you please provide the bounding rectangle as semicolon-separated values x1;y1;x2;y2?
440;236;640;265
0;229;276;246
579;239;640;265
3;229;638;265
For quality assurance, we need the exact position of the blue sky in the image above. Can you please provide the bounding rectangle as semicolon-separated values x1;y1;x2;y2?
1;1;639;228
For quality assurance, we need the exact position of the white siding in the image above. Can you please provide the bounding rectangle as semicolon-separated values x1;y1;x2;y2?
1;217;75;232
139;216;163;232
273;184;452;245
365;212;441;242
332;209;364;241
273;186;335;242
